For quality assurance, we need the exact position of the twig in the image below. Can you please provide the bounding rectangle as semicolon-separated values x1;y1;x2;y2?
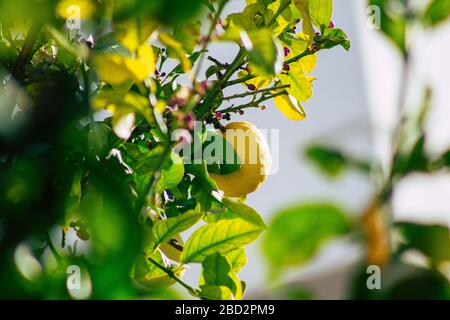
267;0;291;26
196;46;247;118
190;0;227;89
13;21;43;81
222;84;290;100
223;49;315;88
45;233;62;265
147;256;200;297
207;56;226;68
218;90;287;113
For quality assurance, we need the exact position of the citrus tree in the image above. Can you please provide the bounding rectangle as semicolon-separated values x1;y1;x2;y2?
0;0;349;299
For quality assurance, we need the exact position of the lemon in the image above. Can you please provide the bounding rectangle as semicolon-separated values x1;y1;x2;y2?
159;235;184;262
210;122;271;197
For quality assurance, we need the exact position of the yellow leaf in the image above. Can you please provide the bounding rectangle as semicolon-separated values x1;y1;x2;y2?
57;0;95;19
238;69;271;89
114;20;157;53
274;95;306;121
300;53;317;74
94;55;133;85
158;32;191;72
94;44;155;84
137;44;156;76
279;62;312;102
92;90;149;115
155;100;166;113
293;0;315;42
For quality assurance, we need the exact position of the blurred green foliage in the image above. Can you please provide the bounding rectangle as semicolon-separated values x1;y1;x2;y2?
263;0;450;300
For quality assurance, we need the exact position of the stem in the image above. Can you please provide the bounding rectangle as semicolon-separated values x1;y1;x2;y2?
13;21;43;81
223;49;315;88
81;62;95;123
267;0;291;26
218;90;286;113
207;56;226;68
190;0;227;89
285;49;315;64
45;233;62;265
223;73;255;88
196;46;247;118
221;47;247;82
147;256;199;297
222;84;290;100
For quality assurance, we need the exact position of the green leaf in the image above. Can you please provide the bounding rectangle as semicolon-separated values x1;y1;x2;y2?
309;0;332;31
392;135;429;176
158;32;192;72
386;271;450;300
280;62;312;102
396;223;450;263
201;253;242;299
173;21;201;54
170;50;206;75
156;152;185;192
221;197;267;229
424;0;450;27
113;0;203;26
206;65;224;79
279;32;309;57
224;248;247;273
182;218;263;263
316;28;350;50
191;178;215;211
263;203;351;276
204;130;242;175
369;0;406;54
227;2;266;32
305;144;371;177
265;0;295;36
293;0;316;41
133;250;172;286
93;32;129;55
151;210;203;250
305;145;346;177
349;259;450;300
245;29;283;76
199;285;234;300
185;161;219;192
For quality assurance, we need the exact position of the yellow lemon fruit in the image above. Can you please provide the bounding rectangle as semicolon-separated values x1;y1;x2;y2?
210;122;271;197
159;235;184;262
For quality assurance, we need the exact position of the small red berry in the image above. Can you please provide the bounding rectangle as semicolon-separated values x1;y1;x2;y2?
283;63;290;72
328;21;335;28
247;84;256;91
238;110;244;115
215;111;222;120
283;47;291;57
